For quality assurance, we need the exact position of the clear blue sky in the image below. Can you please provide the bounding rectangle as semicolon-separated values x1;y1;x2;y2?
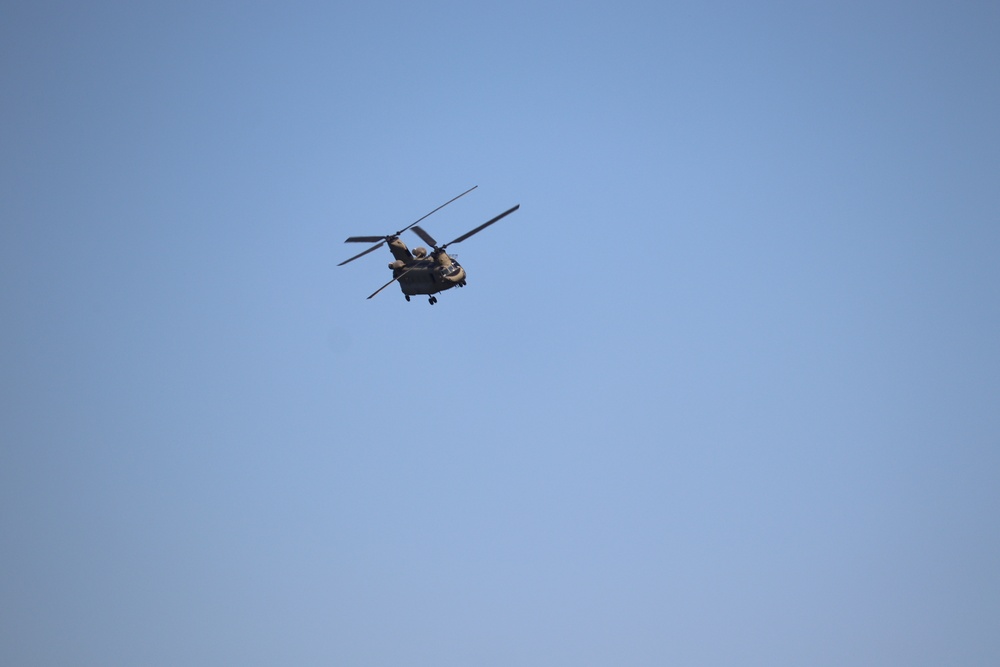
2;2;999;665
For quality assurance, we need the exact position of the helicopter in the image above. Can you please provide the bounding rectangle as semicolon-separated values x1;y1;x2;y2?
339;186;520;304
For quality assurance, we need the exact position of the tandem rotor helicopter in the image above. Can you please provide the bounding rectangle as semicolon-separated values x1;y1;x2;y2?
338;186;519;304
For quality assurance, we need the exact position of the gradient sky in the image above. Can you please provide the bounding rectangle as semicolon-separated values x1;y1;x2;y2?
2;2;999;665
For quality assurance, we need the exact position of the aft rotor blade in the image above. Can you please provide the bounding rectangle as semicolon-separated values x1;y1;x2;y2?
366;268;414;300
411;225;438;247
443;204;520;248
396;185;478;236
338;240;384;266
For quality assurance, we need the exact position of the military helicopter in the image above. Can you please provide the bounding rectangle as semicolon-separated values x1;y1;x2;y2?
339;186;520;304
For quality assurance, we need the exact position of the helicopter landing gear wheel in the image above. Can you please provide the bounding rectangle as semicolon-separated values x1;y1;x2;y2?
428;296;437;305
405;295;411;302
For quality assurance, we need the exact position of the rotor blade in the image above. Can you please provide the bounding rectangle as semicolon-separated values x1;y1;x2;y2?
366;267;414;300
443;204;520;248
411;225;438;247
338;240;384;266
396;185;478;236
344;235;385;243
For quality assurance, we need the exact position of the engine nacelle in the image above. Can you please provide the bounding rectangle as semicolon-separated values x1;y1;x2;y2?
412;247;428;259
388;260;406;270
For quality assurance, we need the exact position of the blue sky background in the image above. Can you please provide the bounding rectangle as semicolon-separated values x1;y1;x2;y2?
2;1;999;665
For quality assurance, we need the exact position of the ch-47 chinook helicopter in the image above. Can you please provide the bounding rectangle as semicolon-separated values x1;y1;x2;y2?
338;186;519;304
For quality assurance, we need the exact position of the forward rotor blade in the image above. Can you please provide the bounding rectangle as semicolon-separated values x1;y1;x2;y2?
344;235;385;243
366;268;414;300
443;204;520;248
411;225;438;247
341;187;477;266
396;185;478;236
338;240;384;266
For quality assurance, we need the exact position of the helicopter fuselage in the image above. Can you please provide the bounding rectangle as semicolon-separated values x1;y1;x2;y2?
389;249;467;298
